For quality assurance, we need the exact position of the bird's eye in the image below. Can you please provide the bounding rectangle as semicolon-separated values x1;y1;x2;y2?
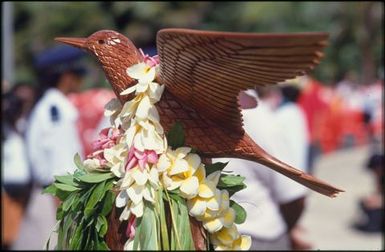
98;40;105;45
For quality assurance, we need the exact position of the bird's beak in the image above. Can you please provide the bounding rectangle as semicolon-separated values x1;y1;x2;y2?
55;37;87;49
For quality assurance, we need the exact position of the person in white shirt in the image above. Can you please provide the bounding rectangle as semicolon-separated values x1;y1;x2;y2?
213;87;309;250
2;91;32;249
26;46;85;188
2;91;32;194
275;84;309;175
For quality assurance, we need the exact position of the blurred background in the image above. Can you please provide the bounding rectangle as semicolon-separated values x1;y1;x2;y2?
1;1;383;250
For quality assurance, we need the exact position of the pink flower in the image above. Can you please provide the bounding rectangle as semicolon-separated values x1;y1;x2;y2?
139;48;159;68
91;127;121;151
126;215;136;239
125;146;159;171
87;127;122;167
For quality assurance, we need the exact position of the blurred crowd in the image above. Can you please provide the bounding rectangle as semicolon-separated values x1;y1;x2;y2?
1;44;384;249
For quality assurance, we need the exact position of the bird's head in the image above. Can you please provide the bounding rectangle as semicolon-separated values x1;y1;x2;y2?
55;30;143;102
55;30;141;61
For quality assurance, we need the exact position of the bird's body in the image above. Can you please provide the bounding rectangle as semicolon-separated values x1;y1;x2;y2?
56;29;343;198
56;28;344;250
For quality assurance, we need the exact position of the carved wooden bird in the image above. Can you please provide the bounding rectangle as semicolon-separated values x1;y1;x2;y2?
56;29;343;198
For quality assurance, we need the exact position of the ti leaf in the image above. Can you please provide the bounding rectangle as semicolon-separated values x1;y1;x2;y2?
217;174;245;188
77;172;114;184
205;162;228;175
217;174;247;196
101;190;115;216
137;202;159;250
74;153;86;171
230;200;247;224
55;174;79;187
96;215;108;237
166;121;185;149
62;193;77;212
168;194;194;250
97;241;109;250
85;181;106;217
156;189;169;250
42;184;57;195
54;183;80;192
225;184;247;196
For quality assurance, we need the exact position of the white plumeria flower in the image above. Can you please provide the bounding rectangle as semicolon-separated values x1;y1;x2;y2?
187;171;222;217
104;143;128;178
83;158;102;171
115;166;160;219
124;238;135;250
187;171;238;233
158;147;202;199
147;83;164;103
126;62;156;83
231;235;252;250
133;120;165;153
121;62;163;99
211;225;251;250
118;94;144;120
135;95;152;119
214;224;240;247
121;61;164;104
104;98;123;127
120;81;164;104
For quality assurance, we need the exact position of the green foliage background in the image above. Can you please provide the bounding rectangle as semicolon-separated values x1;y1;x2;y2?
12;1;384;87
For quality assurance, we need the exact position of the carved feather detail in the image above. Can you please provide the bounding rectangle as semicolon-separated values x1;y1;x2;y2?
157;28;328;133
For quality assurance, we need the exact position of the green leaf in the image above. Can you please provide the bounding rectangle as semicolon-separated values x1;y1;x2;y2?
205;162;228;175
42;184;57;195
97;241;109;250
167;190;185;204
56;190;72;201
74;169;86;178
74;153;86;171
83;225;92;249
138;202;160;250
55;174;79;187
133;216;142;250
85;180;106;212
167;193;194;250
217;174;245;188
62;193;76;212
70;220;84;249
156;189;169;250
61;213;75;249
230;200;247;224
70;195;81;212
217;174;247;196
77;172;114;183
96;215;108;237
226;184;247;196
166;121;185;149
56;205;64;221
54;183;80;192
173;197;194;250
101;190;115;216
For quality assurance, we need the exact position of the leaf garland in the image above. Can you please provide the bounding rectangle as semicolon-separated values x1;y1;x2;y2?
166;121;185;149
43;154;117;250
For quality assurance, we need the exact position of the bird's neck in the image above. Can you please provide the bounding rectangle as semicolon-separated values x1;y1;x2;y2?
97;50;143;104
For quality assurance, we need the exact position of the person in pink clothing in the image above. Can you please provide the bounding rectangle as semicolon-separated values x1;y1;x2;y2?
298;76;329;173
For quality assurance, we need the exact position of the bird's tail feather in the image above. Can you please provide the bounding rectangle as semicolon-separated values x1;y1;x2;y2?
239;136;344;198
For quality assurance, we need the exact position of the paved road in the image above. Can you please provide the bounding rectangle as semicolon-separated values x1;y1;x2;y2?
299;145;383;250
10;145;383;250
11;189;57;250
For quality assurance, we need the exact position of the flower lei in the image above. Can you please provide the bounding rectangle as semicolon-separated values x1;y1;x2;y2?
45;50;251;250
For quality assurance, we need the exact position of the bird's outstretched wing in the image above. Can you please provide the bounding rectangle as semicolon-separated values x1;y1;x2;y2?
157;28;328;134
